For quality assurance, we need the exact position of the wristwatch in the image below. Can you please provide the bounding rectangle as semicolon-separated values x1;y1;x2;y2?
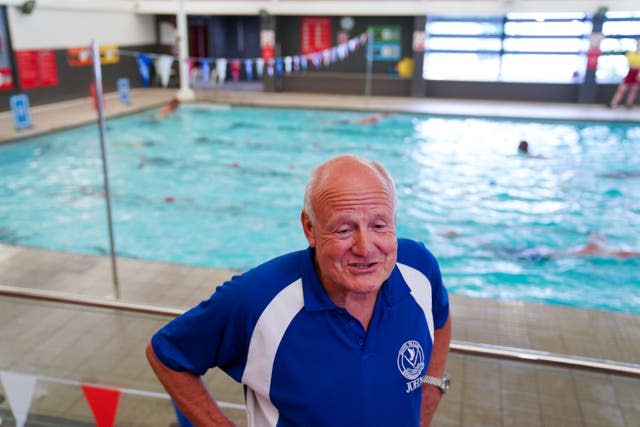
422;373;451;395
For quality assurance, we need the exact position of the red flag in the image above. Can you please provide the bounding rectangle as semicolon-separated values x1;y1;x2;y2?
81;384;120;427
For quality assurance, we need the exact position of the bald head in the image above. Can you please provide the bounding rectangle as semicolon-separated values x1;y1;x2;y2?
303;155;396;223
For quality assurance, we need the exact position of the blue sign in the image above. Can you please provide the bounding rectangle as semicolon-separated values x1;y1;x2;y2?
9;94;32;130
117;77;130;105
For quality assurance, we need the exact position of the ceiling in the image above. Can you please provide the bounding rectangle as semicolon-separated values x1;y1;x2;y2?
1;0;639;16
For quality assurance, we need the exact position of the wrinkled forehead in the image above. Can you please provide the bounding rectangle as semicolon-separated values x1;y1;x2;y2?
317;158;394;198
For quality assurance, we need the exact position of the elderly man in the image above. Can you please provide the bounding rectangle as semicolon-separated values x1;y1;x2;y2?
147;154;452;426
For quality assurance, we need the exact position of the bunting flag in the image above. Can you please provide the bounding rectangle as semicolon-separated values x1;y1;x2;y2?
0;371;37;427
121;31;367;85
215;58;228;84
155;55;174;88
230;59;241;82
135;53;152;86
284;56;293;74
322;49;330;66
244;59;254;80
266;59;274;77
310;53;321;69
348;38;358;52
255;58;264;78
200;59;211;84
81;384;121;427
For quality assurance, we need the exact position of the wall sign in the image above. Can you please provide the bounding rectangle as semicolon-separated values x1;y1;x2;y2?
67;46;92;67
16;49;59;89
301;17;332;55
369;25;402;61
10;94;32;130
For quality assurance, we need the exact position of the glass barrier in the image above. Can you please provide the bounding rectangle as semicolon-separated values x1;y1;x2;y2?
1;296;639;427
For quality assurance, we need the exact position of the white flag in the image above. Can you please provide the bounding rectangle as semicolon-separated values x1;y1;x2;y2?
155;55;174;88
216;58;228;84
0;371;37;427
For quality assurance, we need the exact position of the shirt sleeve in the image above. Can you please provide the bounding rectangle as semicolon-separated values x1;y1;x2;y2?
151;277;251;381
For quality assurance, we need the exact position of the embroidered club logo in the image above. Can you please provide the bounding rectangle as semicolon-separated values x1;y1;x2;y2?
397;340;424;380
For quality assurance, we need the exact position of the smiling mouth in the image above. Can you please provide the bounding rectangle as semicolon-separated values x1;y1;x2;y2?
350;262;377;270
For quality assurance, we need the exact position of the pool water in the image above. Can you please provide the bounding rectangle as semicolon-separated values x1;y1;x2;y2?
1;105;639;314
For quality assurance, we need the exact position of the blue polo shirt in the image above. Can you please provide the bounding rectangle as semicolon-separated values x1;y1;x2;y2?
152;238;449;427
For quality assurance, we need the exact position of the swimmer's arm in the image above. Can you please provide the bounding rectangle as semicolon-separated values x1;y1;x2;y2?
145;343;236;426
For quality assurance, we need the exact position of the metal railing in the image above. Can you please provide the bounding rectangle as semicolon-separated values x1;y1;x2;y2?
1;284;639;378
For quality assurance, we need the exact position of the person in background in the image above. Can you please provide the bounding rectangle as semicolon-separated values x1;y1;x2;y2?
565;232;640;258
608;39;640;109
512;232;640;261
517;140;530;155
517;140;545;159
155;98;180;120
146;154;452;427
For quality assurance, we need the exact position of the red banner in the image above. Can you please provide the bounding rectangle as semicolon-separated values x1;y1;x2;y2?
300;18;331;55
15;49;59;89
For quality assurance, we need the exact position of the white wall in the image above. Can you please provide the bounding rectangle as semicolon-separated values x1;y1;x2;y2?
6;6;155;50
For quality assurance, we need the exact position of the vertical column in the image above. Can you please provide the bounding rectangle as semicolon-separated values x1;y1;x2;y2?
578;8;606;104
410;15;427;97
260;10;277;92
176;0;195;101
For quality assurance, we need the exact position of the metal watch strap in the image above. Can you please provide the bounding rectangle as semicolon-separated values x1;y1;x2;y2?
422;375;443;388
422;374;449;394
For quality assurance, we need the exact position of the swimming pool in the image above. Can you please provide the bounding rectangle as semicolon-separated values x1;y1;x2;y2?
1;104;639;314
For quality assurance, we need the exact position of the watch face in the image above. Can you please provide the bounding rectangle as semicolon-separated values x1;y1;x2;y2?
441;375;451;393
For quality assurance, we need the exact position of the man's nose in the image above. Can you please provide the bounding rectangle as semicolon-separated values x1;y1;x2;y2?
352;229;374;255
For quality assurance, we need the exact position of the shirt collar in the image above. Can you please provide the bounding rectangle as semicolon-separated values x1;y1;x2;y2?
300;247;411;311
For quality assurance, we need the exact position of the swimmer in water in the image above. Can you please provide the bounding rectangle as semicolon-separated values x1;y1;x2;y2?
512;232;640;260
517;140;546;159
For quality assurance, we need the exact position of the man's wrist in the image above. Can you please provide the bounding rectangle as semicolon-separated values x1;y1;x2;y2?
422;373;450;395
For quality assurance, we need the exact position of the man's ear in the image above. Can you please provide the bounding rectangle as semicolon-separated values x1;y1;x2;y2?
300;211;316;247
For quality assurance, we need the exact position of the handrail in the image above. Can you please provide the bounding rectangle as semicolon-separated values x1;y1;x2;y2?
1;285;639;378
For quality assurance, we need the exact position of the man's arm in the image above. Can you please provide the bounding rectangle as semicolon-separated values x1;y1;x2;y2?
420;314;452;427
145;343;236;427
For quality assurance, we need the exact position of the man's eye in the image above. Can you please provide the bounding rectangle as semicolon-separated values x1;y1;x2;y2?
336;227;351;235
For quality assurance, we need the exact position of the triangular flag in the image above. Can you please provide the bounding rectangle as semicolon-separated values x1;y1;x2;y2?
215;58;228;84
0;371;37;427
267;59;275;77
155;55;174;88
244;58;254;80
81;384;121;427
255;57;264;78
323;49;331;66
200;59;211;83
284;56;292;74
135;53;152;86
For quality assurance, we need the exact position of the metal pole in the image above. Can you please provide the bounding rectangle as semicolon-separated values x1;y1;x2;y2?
364;28;374;97
91;39;120;299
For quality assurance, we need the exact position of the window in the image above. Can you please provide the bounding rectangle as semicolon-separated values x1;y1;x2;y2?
597;12;640;83
424;12;593;83
424;16;502;81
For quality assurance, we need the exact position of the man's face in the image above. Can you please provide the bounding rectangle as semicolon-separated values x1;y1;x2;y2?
302;162;397;302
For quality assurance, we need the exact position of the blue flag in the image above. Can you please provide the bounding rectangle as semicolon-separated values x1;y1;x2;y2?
136;53;152;87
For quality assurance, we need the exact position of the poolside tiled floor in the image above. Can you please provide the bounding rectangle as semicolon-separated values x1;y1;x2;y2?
1;88;640;426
